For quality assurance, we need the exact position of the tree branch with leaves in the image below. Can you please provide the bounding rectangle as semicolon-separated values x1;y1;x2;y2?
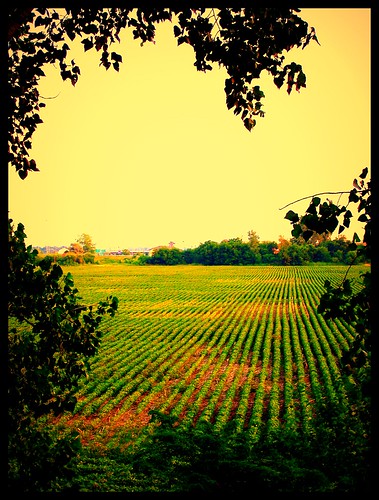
8;7;319;178
283;167;371;410
8;220;118;489
8;220;118;427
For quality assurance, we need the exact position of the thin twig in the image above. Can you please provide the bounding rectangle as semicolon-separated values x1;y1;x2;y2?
336;252;360;291
279;191;350;211
211;8;222;39
17;315;35;327
40;91;61;100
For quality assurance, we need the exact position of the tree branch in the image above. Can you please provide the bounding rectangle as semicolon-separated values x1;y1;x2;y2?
279;191;351;211
40;92;62;100
210;8;222;39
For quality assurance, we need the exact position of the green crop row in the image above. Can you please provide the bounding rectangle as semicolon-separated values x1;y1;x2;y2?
59;264;367;445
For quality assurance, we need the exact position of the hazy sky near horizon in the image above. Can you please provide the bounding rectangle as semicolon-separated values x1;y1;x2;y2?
8;8;370;250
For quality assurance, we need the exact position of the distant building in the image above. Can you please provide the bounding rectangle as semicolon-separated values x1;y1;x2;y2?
148;245;167;256
148;242;177;256
57;247;69;254
128;247;151;256
33;246;69;254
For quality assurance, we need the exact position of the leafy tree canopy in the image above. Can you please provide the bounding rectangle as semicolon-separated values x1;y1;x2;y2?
247;229;260;248
283;168;371;410
8;220;118;429
283;167;371;256
76;233;96;253
8;7;319;178
8;219;118;488
69;242;84;254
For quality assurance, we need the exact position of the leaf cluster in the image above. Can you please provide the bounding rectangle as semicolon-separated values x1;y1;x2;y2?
318;273;371;385
8;219;118;430
173;9;316;131
149;247;184;265
8;7;319;177
74;409;369;494
8;420;81;492
284;169;371;404
76;232;96;253
285;167;371;257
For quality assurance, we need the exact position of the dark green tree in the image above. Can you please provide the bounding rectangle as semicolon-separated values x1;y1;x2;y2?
319;236;350;263
8;220;118;490
285;242;311;265
307;244;331;263
283;167;371;426
193;240;219;265
259;241;280;264
8;7;319;178
150;247;184;265
217;238;257;265
283;167;371;254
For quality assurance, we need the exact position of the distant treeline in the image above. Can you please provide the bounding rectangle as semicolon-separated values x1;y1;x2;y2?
36;252;96;266
37;237;368;267
138;237;368;266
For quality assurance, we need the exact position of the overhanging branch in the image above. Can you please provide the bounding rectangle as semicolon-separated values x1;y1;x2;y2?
279;191;350;211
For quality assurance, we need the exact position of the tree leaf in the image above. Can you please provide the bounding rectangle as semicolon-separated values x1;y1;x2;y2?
348;190;359;203
82;38;93;51
284;210;300;223
111;52;122;62
302;230;314;241
291;224;303;238
359;167;368;179
173;25;181;37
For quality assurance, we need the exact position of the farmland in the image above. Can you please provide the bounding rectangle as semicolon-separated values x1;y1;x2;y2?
53;263;367;449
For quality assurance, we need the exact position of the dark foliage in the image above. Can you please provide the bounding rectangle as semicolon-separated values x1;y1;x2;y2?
140;236;366;266
8;7;318;178
8;220;118;490
60;409;371;493
284;168;372;464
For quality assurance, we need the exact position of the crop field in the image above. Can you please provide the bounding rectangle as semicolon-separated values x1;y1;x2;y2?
55;264;367;447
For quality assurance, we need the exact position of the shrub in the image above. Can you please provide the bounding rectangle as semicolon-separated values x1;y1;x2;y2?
83;252;95;264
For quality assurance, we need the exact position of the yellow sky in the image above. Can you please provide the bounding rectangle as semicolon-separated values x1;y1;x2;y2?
8;8;370;250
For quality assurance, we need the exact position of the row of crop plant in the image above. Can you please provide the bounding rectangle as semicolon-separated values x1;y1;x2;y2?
57;265;366;446
73;269;266;427
177;269;286;431
182;289;268;427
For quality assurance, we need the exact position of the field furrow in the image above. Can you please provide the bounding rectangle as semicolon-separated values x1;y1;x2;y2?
54;264;366;446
